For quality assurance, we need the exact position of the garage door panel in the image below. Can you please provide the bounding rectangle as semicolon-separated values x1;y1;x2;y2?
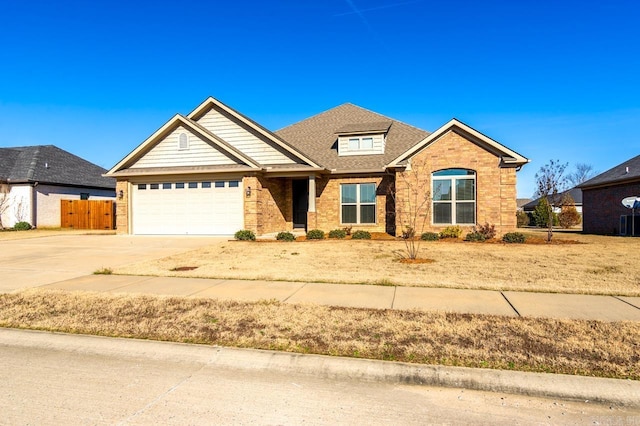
132;181;243;235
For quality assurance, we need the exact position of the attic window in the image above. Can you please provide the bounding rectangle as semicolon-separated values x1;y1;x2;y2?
335;121;390;157
178;132;189;150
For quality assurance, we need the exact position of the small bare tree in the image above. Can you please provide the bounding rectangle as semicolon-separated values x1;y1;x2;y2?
0;185;11;230
534;160;568;242
391;157;432;259
567;163;597;187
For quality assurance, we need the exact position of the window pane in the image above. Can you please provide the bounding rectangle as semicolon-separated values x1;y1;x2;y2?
433;169;475;176
214;181;224;188
360;205;376;223
456;202;475;224
433;203;452;223
150;183;159;190
188;182;198;189
201;182;211;188
348;138;359;150
229;181;239;188
138;184;146;190
433;180;451;201
342;184;357;203
456;179;475;201
360;183;376;203
361;137;373;149
175;183;184;189
342;205;357;223
162;183;171;189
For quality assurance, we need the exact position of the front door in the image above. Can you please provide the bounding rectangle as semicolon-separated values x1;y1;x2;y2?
292;179;308;230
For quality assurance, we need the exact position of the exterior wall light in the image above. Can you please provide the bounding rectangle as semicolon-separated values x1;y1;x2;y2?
118;190;124;199
245;186;251;197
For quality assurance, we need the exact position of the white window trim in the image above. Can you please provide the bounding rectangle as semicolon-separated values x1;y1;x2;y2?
340;183;377;224
432;171;476;225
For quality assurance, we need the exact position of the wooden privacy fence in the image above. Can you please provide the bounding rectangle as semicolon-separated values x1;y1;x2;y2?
61;200;115;230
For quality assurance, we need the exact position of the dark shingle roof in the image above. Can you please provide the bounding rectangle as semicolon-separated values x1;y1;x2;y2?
522;187;582;211
275;103;429;171
0;145;115;189
579;154;640;189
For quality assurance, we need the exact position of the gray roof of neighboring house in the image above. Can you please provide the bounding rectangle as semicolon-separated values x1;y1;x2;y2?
0;145;115;189
579;154;640;189
522;187;582;211
275;103;430;172
517;198;532;209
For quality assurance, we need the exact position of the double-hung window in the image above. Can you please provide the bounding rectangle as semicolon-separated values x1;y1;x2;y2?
432;169;476;225
341;183;376;224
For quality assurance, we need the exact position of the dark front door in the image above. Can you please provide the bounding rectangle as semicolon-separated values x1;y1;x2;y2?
292;179;308;230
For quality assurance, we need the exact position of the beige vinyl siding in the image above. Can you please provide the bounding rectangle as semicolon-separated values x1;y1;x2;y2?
338;133;385;156
130;126;239;168
196;108;297;165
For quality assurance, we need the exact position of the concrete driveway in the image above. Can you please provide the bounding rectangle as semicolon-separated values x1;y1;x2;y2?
0;234;224;293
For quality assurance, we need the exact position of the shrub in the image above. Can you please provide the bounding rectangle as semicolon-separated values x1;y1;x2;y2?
401;226;415;239
276;231;295;242
502;232;526;244
475;222;496;240
516;210;530;227
352;230;371;240
13;221;32;231
234;229;256;241
306;229;325;240
328;229;346;239
420;232;439;241
558;204;582;229
439;226;462;239
532;198;559;228
464;231;486;242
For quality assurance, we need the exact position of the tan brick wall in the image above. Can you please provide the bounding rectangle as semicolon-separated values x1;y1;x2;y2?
258;176;292;234
395;130;519;236
115;180;129;234
314;175;392;233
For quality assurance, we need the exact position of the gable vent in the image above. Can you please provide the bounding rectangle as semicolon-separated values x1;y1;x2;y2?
178;132;189;150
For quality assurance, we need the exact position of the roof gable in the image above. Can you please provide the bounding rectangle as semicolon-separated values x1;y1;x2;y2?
275;103;429;172
106;115;261;176
579;154;640;189
387;119;529;168
0;145;114;189
188;97;321;168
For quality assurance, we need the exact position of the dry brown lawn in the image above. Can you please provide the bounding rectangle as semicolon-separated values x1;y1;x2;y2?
115;231;640;296
1;289;637;380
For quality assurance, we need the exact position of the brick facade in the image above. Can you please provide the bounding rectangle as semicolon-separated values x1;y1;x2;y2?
313;174;393;233
582;181;640;235
115;181;128;234
394;130;518;236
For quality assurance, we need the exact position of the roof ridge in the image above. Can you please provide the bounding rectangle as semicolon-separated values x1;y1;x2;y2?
26;147;40;181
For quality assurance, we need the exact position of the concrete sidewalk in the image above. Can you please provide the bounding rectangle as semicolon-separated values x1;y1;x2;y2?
41;274;640;321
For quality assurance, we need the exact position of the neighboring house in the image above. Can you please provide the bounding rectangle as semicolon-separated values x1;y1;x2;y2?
578;154;640;235
0;145;116;228
105;97;529;236
516;198;532;212
522;187;583;215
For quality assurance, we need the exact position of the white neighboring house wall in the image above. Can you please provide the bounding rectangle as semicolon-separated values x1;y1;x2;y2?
2;184;33;228
34;184;115;227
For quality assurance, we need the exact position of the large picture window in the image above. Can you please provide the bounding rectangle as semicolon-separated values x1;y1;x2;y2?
341;183;376;224
432;169;476;225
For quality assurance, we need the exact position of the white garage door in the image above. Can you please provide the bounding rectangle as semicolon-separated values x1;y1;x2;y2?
132;180;243;235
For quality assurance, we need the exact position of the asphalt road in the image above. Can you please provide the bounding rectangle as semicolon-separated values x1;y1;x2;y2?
1;329;637;425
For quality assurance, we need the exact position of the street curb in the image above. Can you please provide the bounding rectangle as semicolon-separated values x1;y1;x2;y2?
3;328;638;408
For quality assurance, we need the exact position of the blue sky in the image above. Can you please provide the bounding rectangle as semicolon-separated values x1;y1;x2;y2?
1;0;639;197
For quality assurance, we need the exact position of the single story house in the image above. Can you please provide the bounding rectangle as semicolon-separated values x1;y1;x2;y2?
105;97;529;236
579;154;640;235
522;187;583;215
0;145;116;228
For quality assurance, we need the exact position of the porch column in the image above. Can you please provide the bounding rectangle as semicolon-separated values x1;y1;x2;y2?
308;175;316;212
